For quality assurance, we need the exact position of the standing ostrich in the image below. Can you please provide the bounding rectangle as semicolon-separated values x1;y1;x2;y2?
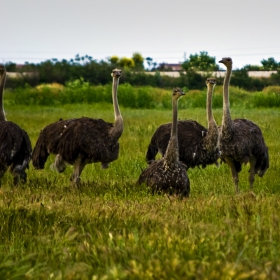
219;57;269;192
0;64;32;185
32;69;123;184
145;78;220;169
137;88;190;197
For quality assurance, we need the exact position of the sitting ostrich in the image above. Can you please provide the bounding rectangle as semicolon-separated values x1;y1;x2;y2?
32;69;123;184
137;88;190;197
145;78;220;169
219;57;269;192
0;64;32;185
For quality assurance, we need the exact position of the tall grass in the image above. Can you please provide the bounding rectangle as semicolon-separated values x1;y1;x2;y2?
5;81;280;109
0;101;279;279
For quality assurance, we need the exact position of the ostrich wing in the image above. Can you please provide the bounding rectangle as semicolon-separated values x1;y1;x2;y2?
55;117;119;164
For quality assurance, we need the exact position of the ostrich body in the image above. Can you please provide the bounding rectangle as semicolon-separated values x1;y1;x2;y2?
219;57;269;192
32;69;123;184
0;64;32;185
137;88;190;197
145;78;220;169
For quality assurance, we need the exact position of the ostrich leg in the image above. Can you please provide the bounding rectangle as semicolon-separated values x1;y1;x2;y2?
224;157;239;193
71;157;86;185
11;167;27;185
51;154;67;173
0;165;8;186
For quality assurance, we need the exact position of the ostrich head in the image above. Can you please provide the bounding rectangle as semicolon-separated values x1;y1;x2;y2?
111;68;122;78
219;57;232;67
206;78;216;87
173;87;185;99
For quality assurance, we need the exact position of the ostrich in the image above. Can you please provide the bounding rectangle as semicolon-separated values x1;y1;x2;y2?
0;64;32;185
32;69;123;184
219;57;269;192
145;78;220;169
137;88;190;197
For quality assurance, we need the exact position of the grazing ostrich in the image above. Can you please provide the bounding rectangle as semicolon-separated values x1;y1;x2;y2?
219;57;269;192
137;88;190;197
145;78;220;169
0;64;32;185
32;69;123;184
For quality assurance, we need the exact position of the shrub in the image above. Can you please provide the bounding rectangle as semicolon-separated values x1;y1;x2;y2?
5;82;280;109
252;92;280;108
263;86;280;95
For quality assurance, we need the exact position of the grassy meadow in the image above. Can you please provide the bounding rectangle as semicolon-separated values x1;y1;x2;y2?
0;84;280;279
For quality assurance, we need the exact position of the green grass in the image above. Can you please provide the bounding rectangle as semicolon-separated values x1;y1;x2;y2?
0;104;279;279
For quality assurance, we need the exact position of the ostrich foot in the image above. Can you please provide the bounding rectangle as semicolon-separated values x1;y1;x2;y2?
70;175;81;184
50;163;66;173
12;167;27;185
214;161;220;168
13;176;19;186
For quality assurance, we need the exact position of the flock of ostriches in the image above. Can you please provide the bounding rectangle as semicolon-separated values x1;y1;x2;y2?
0;57;269;196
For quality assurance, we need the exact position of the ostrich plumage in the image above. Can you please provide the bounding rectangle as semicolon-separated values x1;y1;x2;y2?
137;88;190;197
219;57;269;192
0;64;32;185
145;78;220;169
32;69;123;184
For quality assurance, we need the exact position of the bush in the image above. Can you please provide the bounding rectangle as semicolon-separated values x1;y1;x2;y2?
263;86;280;95
252;92;280;108
11;85;58;106
5;82;280;109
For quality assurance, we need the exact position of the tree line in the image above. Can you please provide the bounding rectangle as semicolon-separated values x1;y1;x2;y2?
4;51;280;91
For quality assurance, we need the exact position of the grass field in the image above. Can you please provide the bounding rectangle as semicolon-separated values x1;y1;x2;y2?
0;103;279;279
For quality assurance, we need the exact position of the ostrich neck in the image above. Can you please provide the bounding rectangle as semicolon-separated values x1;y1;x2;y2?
206;85;216;128
164;97;179;167
204;85;219;149
110;76;123;140
0;73;7;121
222;64;233;134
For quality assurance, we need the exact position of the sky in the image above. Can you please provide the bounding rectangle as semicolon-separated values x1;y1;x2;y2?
1;0;280;70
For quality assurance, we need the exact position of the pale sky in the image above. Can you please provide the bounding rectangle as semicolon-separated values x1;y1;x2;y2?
1;0;280;70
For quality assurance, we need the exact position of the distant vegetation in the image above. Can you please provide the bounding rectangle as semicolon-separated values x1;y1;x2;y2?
4;81;280;109
4;52;280;91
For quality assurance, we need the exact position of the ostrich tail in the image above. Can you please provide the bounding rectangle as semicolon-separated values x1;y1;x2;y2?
32;137;49;169
145;143;158;164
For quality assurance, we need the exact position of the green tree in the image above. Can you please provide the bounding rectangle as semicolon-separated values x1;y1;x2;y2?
242;64;263;71
4;61;17;72
261;57;280;70
182;51;219;71
145;57;158;71
146;57;153;70
119;57;135;68
132;52;144;70
109;56;119;64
